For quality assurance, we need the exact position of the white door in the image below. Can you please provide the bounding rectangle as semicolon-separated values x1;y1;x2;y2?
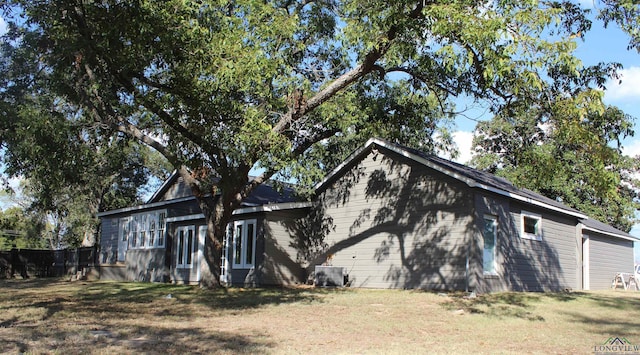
176;226;196;269
582;235;590;290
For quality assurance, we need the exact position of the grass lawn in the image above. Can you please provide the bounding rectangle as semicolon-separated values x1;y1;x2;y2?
1;279;640;354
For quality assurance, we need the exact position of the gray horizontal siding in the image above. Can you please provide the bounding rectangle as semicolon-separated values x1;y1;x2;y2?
505;205;577;291
317;147;474;290
588;234;634;290
158;177;193;201
259;210;307;286
99;217;119;265
125;249;167;282
474;194;580;293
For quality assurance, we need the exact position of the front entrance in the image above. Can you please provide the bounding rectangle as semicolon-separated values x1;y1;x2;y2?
172;225;202;284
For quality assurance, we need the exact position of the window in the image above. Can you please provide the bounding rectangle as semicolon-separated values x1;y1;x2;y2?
130;216;138;248
521;211;542;241
176;226;196;269
483;215;497;275
232;219;257;269
125;210;167;249
158;212;166;247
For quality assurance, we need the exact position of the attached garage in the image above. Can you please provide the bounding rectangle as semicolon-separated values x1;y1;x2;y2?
581;219;637;290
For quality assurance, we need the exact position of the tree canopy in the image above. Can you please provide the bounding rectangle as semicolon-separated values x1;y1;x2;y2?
1;0;638;283
472;104;639;232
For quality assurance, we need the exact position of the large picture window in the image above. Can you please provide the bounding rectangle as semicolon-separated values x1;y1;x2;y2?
125;210;167;249
232;219;257;269
483;215;497;275
520;211;542;241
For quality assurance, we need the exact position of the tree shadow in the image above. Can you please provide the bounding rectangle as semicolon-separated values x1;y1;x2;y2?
0;280;328;354
440;291;546;321
1;318;273;354
300;143;569;292
308;149;474;289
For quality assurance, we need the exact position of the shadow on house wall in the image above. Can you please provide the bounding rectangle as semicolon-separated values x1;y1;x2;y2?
290;147;567;292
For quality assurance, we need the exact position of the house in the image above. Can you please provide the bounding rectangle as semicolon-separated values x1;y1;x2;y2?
97;174;310;286
97;138;637;292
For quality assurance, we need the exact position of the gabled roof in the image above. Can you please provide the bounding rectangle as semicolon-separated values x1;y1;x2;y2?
98;171;300;217
149;170;298;204
315;138;587;218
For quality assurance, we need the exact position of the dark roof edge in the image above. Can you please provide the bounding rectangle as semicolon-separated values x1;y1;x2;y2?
315;138;588;219
580;219;638;241
97;195;196;217
146;170;180;204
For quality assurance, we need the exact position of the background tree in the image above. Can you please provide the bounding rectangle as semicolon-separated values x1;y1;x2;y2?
1;0;638;285
472;64;640;232
0;77;172;248
0;206;47;250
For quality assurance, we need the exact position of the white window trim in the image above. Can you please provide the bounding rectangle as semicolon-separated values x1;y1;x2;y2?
232;219;257;269
221;224;231;284
520;211;542;241
125;210;167;250
176;225;196;269
483;215;498;276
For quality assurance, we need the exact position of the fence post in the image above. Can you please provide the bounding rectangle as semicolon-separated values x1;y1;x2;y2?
10;248;16;278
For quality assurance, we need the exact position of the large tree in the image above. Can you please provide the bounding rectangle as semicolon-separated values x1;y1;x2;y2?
1;0;638;285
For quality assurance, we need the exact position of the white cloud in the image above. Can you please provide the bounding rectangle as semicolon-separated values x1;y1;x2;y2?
605;67;640;102
622;138;640;158
438;131;475;165
453;131;475;164
0;176;24;210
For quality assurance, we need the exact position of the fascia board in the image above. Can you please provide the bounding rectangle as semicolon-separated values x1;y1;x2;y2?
97;196;196;217
316;138;587;220
582;226;639;242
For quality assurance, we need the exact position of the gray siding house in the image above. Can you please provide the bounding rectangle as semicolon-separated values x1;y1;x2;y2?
97;173;309;286
97;138;637;292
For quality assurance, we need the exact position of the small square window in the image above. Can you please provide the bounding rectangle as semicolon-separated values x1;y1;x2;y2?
521;211;542;241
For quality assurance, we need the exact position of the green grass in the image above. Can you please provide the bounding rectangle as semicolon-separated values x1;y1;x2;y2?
1;278;639;354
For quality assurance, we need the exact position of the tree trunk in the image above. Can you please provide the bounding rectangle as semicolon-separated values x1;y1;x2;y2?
195;194;233;288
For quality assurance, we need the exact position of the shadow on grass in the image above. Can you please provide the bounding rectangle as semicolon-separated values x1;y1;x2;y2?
0;280;334;354
441;292;547;321
74;281;330;311
0;279;334;320
1;320;273;354
441;290;640;324
0;277;70;289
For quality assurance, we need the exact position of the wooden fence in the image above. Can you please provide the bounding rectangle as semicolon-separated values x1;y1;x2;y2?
0;246;98;279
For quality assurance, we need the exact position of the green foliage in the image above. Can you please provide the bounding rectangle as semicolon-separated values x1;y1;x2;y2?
597;0;640;51
0;207;47;250
472;105;639;232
